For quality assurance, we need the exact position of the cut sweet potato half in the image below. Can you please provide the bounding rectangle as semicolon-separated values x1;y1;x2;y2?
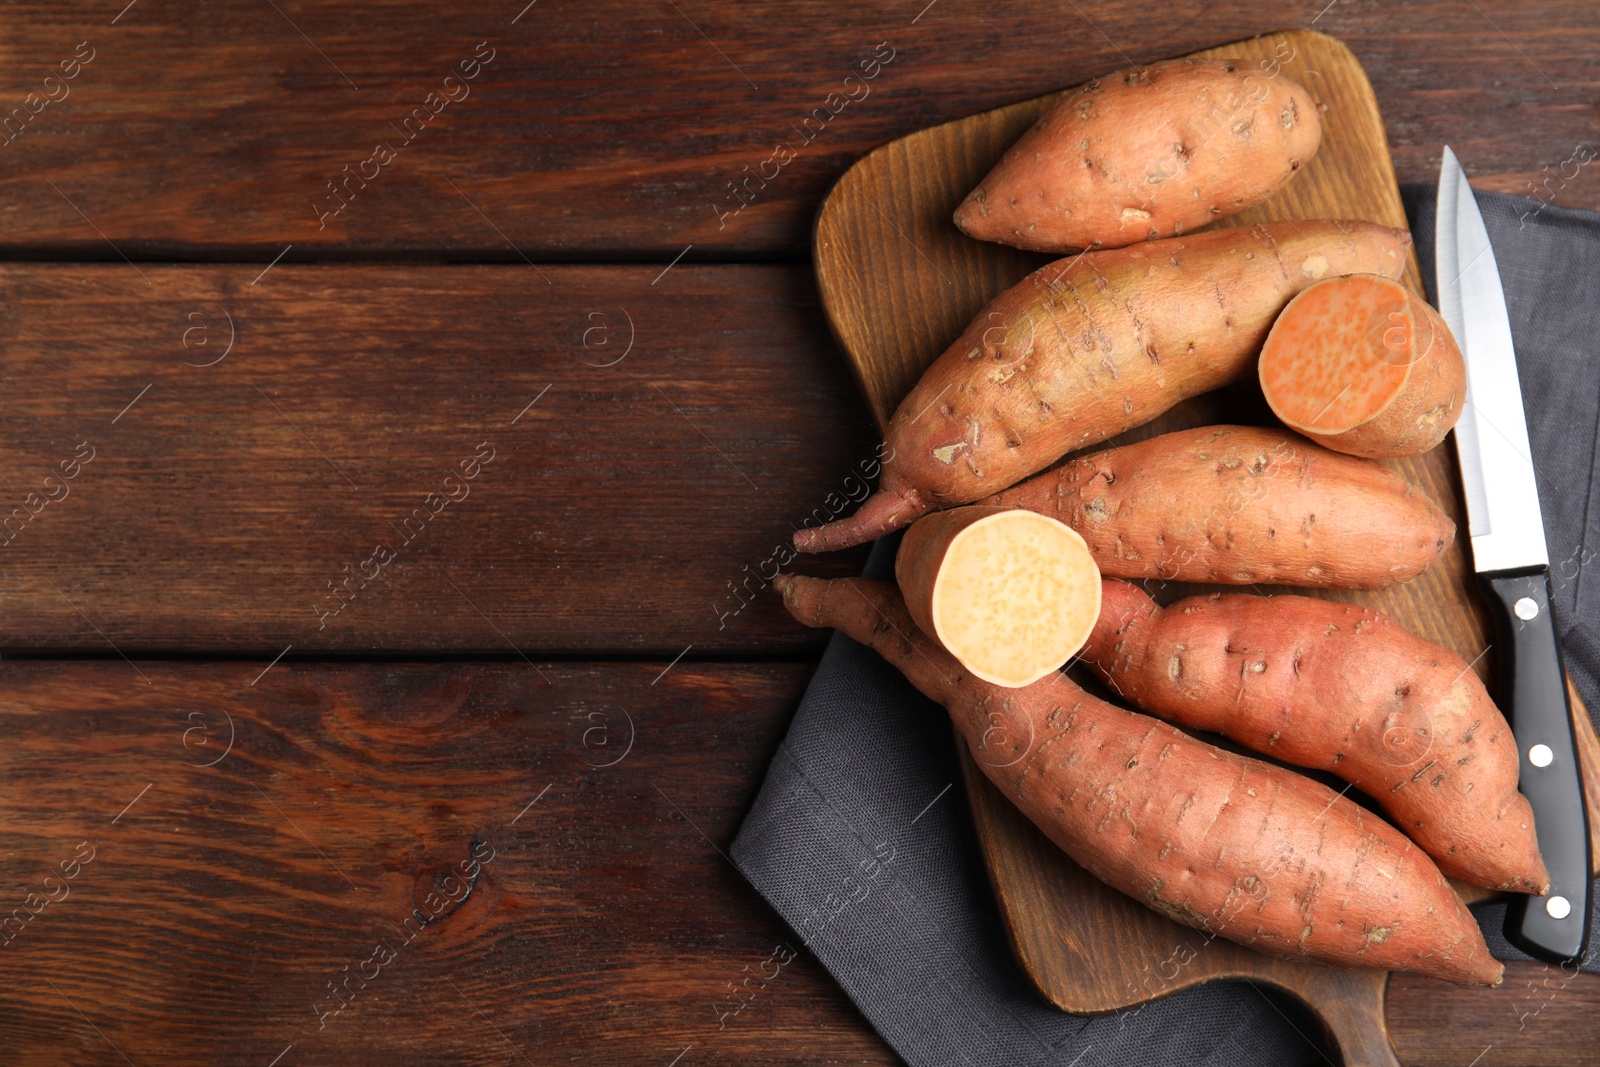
1258;273;1465;457
896;506;1101;688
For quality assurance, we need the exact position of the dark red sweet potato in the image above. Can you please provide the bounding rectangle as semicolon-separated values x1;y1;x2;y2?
1083;579;1547;894
980;425;1455;588
954;58;1321;253
776;574;1502;986
794;220;1412;553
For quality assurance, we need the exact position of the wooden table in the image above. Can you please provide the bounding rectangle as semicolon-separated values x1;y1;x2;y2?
0;3;1596;1064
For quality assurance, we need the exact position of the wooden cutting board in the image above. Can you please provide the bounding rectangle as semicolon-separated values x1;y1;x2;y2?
813;28;1600;1067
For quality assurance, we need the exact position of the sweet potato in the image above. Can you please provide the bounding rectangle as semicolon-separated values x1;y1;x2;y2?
1083;579;1547;895
954;58;1321;253
1259;273;1466;457
794;220;1412;554
981;425;1454;588
776;574;1502;985
895;506;1101;687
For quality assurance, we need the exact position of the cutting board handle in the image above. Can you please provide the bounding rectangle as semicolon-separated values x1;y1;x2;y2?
1266;965;1398;1067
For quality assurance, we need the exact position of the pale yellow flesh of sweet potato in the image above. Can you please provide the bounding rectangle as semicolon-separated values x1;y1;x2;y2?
897;507;1101;688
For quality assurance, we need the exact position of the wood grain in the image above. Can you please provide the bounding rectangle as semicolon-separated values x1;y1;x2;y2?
1390;962;1600;1066
814;23;1600;1059
0;264;873;654
0;660;900;1066
0;2;1593;258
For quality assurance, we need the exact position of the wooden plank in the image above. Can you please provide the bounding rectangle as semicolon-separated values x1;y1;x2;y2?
0;2;1594;257
0;660;900;1065
0;657;1586;1064
0;264;875;654
1389;964;1600;1066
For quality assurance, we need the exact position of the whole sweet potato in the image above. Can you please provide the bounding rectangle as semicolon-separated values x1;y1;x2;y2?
955;58;1322;253
776;574;1502;985
1084;579;1547;895
794;220;1412;553
981;425;1455;588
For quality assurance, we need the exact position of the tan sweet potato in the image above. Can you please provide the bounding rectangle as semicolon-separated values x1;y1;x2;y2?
1259;273;1466;457
1083;579;1547;895
776;574;1502;986
981;425;1455;588
955;58;1321;253
794;220;1412;554
895;506;1101;688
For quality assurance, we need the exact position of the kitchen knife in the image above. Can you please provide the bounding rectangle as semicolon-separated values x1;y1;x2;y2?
1436;145;1592;966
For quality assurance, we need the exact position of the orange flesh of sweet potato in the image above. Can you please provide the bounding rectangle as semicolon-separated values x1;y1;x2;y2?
980;424;1455;588
954;58;1322;253
1084;579;1547;895
775;574;1503;986
896;507;1102;688
1260;273;1465;457
794;220;1413;554
1261;275;1413;429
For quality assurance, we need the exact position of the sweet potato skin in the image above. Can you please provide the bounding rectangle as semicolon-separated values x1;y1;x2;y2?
1261;277;1467;458
955;58;1322;253
981;425;1455;588
776;574;1502;986
1084;580;1547;894
794;220;1413;553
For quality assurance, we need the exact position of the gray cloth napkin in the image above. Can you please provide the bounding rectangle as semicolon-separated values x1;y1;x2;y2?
732;187;1600;1066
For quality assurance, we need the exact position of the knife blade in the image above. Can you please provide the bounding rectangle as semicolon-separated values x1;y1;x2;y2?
1437;145;1591;966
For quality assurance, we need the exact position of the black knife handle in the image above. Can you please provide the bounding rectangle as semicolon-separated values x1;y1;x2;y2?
1482;568;1592;966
